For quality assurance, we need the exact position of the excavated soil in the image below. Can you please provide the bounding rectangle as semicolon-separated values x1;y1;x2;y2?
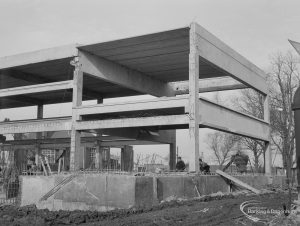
0;191;297;226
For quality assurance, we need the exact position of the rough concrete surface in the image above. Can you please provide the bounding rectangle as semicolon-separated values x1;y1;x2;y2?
20;174;286;212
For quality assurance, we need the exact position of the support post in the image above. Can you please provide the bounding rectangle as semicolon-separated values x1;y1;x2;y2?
95;141;102;170
95;99;104;170
292;87;300;200
264;95;272;175
188;23;200;172
70;58;83;171
121;145;134;172
169;130;176;171
35;104;43;166
105;148;110;169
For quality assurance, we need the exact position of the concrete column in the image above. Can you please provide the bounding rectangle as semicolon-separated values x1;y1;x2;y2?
188;23;200;172
35;104;43;166
264;142;272;174
105;148;110;169
169;130;176;170
264;95;272;175
84;147;91;169
14;147;26;172
95;141;102;170
169;143;176;171
95;100;103;170
70;58;83;171
121;145;133;172
99;147;104;170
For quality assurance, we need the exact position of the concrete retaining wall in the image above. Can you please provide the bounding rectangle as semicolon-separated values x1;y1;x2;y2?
21;176;56;207
135;176;154;208
156;175;229;201
21;174;137;211
20;174;286;211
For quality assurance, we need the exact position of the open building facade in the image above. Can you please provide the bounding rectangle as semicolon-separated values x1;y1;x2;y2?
0;22;271;175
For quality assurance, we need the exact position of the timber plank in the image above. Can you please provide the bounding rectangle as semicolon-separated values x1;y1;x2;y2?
216;170;261;194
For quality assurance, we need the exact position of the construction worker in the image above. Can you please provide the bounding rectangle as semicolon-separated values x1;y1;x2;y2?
175;157;186;171
199;158;210;174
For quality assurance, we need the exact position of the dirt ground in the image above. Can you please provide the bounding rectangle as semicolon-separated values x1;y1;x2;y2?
0;191;298;226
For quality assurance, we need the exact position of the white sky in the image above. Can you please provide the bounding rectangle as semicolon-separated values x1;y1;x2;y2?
0;0;300;164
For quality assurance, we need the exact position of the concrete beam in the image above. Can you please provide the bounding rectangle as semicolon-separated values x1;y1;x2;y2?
0;80;73;97
4;135;170;149
3;135;132;145
1;139;160;150
75;96;188;116
0;44;78;70
172;76;247;95
79;50;175;97
75;115;189;131
0;117;72;134
194;23;268;95
199;98;270;141
3;127;173;146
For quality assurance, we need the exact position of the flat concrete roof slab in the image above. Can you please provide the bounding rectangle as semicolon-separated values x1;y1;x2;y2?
0;24;267;108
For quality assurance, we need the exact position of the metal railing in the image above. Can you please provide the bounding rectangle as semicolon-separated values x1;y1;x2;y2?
0;179;20;206
21;168;266;177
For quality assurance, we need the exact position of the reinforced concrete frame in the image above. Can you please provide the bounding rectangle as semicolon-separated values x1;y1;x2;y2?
0;22;271;173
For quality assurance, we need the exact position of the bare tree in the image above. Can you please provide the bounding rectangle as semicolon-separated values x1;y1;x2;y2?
268;51;300;180
206;131;239;167
265;51;300;211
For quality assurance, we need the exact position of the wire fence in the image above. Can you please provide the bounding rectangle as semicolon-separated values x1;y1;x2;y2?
0;178;21;206
20;168;265;178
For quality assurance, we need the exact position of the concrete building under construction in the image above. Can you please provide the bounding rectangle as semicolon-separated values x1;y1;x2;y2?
0;22;278;210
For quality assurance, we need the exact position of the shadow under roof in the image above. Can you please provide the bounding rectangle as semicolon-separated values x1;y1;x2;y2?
0;25;238;109
79;27;190;83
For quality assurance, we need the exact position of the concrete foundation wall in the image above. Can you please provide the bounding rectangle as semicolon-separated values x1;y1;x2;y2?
20;176;56;207
135;176;154;208
20;174;286;211
156;175;229;201
21;174;137;211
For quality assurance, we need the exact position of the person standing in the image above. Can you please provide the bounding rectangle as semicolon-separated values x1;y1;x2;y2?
199;158;210;174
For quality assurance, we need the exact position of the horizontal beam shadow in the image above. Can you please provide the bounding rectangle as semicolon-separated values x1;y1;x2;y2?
0;80;73;97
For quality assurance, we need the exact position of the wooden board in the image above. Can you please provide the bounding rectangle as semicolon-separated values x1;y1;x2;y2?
216;170;260;194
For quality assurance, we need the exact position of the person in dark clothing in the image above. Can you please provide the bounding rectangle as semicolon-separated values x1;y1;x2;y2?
199;158;210;174
175;157;186;171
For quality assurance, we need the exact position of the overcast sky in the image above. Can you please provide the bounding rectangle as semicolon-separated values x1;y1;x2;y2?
0;0;299;164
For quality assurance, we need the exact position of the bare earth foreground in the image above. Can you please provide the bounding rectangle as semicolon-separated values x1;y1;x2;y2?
0;192;298;226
